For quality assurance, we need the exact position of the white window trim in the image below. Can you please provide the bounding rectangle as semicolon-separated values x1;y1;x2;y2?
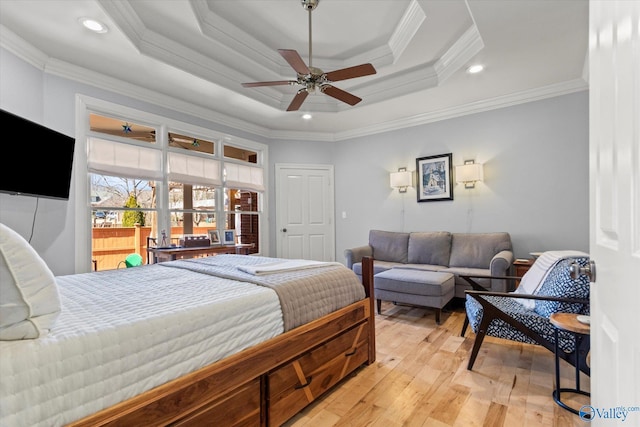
74;95;269;273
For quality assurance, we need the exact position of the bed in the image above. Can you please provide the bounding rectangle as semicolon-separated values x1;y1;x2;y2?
0;223;375;427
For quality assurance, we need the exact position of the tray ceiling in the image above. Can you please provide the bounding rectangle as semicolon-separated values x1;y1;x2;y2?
0;0;589;140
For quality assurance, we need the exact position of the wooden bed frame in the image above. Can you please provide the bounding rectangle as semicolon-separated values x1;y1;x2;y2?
68;257;375;427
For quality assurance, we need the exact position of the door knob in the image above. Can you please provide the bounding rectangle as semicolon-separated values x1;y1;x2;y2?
281;228;287;232
570;260;597;283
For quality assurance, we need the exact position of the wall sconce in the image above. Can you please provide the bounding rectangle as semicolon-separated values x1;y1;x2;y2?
390;167;412;193
455;160;484;188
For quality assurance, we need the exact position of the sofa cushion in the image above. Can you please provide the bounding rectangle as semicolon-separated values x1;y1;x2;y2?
407;231;451;266
399;264;448;272
369;230;409;263
449;232;512;268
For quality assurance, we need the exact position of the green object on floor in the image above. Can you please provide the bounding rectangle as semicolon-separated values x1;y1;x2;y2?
124;253;143;268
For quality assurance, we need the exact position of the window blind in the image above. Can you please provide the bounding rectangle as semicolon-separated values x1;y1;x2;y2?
87;138;163;180
167;152;222;186
224;163;264;191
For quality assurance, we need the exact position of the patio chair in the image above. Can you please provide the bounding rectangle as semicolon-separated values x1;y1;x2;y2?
461;251;591;375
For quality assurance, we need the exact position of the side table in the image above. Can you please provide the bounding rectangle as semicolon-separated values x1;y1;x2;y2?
549;312;591;417
512;258;534;289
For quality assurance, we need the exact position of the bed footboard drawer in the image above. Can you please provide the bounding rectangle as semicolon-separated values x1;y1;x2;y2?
268;321;370;426
172;378;261;427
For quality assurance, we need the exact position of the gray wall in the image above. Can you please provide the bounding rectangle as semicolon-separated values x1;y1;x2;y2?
329;92;589;260
0;48;78;274
0;46;588;274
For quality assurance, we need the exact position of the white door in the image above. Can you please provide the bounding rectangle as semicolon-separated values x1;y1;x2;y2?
275;164;335;261
589;1;640;423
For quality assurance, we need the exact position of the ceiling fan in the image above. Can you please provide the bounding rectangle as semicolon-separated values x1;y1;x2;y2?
241;0;376;112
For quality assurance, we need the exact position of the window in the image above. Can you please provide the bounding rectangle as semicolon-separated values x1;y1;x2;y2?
223;144;263;250
170;131;214;155
168;183;217;235
80;100;266;271
166;133;221;239
90;174;156;228
89;114;156;144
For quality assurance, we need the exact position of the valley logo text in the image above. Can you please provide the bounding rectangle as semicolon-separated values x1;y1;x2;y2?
580;405;640;422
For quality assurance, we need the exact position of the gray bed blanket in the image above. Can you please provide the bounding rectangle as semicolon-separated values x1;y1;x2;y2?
160;255;366;331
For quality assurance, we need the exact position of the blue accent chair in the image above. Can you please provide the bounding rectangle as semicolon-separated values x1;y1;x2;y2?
461;252;591;376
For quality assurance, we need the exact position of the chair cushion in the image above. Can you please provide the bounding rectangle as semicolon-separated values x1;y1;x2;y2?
369;230;409;263
0;223;61;340
465;295;578;352
533;257;591;317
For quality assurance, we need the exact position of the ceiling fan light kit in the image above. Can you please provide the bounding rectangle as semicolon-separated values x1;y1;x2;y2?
241;0;376;112
301;0;319;11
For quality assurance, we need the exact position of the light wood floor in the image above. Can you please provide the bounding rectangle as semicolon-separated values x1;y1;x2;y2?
283;300;591;427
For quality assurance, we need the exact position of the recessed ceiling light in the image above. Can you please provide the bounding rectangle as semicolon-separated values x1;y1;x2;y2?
467;64;484;74
79;17;108;34
302;113;312;120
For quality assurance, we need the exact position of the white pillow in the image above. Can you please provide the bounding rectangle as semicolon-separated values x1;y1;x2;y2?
0;223;61;340
512;250;589;309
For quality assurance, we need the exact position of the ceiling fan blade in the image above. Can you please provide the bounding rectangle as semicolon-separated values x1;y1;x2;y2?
287;90;309;111
241;80;294;87
278;49;311;75
321;85;362;106
325;63;376;82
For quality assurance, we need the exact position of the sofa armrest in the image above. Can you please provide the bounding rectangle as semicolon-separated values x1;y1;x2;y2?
344;245;373;269
489;250;514;292
490;250;514;274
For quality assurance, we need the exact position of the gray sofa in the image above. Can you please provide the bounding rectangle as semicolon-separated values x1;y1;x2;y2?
345;230;514;298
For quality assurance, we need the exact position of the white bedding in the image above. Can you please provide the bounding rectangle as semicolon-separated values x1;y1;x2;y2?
0;263;284;427
236;259;341;275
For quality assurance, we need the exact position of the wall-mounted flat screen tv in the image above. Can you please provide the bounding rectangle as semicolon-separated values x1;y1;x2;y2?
0;109;75;200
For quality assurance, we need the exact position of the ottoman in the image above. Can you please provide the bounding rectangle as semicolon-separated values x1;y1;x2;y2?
374;268;455;324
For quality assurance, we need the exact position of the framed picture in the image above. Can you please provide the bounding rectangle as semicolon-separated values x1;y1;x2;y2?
223;230;236;245
208;230;221;246
416;153;454;202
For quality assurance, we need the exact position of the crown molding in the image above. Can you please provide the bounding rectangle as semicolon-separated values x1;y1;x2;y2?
0;25;49;70
1;21;588;144
333;79;589;141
